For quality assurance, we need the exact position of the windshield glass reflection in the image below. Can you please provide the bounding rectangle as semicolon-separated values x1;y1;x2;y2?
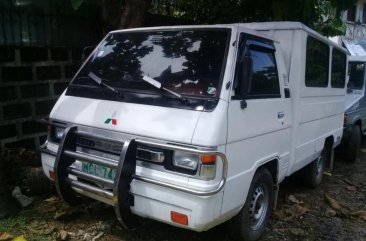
71;29;230;98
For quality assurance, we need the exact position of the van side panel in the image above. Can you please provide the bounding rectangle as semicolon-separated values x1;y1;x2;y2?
266;30;346;175
221;30;292;215
222;122;291;215
293;95;344;171
291;41;345;172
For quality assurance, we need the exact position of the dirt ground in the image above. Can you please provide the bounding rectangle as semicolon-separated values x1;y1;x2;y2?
1;145;366;241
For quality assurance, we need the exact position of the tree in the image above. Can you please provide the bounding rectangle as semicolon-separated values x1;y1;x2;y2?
72;0;152;32
119;0;152;29
73;0;356;36
173;0;356;36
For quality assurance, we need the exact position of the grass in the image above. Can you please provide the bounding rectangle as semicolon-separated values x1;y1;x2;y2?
0;206;54;241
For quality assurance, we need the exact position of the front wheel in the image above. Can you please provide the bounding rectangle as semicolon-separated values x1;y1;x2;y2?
228;168;274;241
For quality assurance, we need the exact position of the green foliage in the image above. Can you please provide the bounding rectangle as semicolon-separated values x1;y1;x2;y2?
70;0;84;10
173;0;356;36
0;208;53;241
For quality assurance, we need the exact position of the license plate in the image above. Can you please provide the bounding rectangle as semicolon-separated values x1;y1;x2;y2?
82;162;116;180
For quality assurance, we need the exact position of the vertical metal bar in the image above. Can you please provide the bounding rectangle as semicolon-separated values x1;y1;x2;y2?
27;14;31;46
2;12;7;45
35;14;39;46
113;140;141;229
0;12;3;45
43;14;47;45
10;6;15;45
18;11;22;46
54;126;80;206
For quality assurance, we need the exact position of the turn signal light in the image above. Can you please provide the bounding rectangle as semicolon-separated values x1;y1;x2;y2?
171;211;188;225
47;119;52;133
49;170;56;180
200;154;216;164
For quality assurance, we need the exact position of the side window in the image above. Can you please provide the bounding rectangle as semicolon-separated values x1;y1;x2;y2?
233;35;280;99
348;62;365;90
305;37;329;87
331;49;346;88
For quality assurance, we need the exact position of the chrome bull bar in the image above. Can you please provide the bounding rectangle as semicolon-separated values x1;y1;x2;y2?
40;125;228;228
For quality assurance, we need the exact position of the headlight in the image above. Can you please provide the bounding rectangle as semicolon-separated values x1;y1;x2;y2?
173;151;199;170
55;127;65;140
137;147;165;163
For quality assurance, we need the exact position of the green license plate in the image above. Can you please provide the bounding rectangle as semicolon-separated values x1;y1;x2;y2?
82;162;116;180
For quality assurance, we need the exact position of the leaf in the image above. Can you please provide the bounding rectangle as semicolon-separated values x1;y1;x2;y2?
57;230;68;241
291;203;308;216
346;186;357;191
288;195;303;204
70;0;84;10
12;236;27;241
325;208;337;217
0;232;13;241
351;211;366;221
324;194;342;211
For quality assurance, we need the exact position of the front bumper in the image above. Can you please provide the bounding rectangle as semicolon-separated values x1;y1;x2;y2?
40;126;227;231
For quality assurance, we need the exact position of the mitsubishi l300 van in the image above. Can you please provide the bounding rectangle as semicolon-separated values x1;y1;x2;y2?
41;22;347;241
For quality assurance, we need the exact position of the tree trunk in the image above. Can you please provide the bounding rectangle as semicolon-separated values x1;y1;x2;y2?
119;0;152;29
102;0;122;33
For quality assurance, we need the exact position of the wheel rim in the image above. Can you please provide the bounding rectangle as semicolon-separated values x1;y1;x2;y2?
249;185;269;230
316;154;324;177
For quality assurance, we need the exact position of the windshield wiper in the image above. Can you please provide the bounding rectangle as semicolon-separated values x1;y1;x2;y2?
142;75;191;104
88;72;123;98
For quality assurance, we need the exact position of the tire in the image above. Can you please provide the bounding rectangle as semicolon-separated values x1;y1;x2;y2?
228;168;274;241
303;147;327;188
344;125;361;162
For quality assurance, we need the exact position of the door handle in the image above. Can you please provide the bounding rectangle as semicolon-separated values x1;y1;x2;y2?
278;111;285;119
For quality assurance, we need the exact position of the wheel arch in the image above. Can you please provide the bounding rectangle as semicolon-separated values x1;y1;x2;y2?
354;119;362;129
257;158;279;185
324;136;334;150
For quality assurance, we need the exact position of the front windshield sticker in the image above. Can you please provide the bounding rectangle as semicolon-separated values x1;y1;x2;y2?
207;87;217;95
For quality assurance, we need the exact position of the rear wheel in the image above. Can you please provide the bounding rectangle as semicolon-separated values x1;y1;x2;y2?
228;168;274;241
303;147;326;188
344;125;361;162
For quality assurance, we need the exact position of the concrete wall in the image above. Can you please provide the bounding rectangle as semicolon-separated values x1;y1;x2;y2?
0;46;81;150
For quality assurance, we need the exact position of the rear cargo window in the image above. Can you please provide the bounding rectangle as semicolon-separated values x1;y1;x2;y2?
331;49;346;88
305;37;329;87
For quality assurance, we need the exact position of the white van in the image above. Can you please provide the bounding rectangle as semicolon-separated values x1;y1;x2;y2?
40;22;347;241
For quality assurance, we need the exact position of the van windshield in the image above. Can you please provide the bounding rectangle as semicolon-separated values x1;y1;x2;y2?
348;62;365;90
67;28;230;108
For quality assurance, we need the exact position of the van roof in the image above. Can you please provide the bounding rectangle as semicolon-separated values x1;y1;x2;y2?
109;22;347;53
109;24;276;44
348;55;366;62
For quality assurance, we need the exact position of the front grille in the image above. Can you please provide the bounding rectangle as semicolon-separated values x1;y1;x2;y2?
77;136;123;155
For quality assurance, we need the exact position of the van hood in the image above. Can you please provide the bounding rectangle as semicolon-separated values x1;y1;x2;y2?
50;95;202;144
345;91;364;110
